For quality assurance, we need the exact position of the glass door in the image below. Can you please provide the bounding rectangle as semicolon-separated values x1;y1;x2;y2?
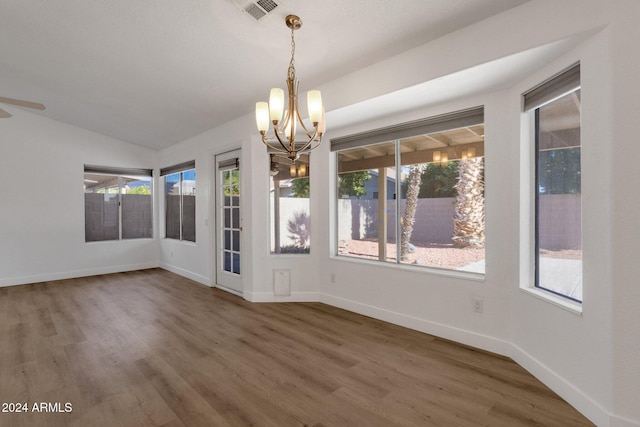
215;150;242;294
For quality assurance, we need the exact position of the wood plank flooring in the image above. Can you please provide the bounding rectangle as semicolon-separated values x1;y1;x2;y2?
0;269;594;426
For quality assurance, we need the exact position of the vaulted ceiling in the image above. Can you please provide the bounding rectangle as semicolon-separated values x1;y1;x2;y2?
0;0;529;149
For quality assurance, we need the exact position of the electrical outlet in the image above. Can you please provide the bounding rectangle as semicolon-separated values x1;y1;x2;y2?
330;273;336;283
472;298;483;313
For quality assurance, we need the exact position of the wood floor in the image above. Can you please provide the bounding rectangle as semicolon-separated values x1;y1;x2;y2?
0;269;593;427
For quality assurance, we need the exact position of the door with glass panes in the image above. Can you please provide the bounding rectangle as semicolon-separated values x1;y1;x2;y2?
215;150;242;294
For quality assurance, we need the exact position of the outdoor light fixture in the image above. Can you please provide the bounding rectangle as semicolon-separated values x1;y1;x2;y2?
256;15;326;163
461;147;476;159
289;163;309;178
288;163;308;178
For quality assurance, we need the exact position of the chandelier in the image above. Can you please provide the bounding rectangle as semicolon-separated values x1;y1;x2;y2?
256;15;325;163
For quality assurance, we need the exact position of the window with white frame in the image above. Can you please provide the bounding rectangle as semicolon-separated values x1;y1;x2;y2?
332;107;485;274
84;165;153;242
269;153;310;254
161;161;196;242
523;63;582;302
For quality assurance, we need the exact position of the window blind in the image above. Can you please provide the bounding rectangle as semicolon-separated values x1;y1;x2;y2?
523;63;580;112
84;164;152;177
218;158;239;171
160;160;196;176
330;106;484;152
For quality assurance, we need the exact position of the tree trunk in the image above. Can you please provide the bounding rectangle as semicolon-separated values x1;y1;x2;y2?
453;157;485;248
400;164;425;260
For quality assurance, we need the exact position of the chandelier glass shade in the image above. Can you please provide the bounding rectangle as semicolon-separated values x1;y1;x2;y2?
256;15;325;163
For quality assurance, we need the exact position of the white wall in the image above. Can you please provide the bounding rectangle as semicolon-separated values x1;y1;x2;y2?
0;108;158;286
510;31;614;426
157;114;322;301
609;1;640;424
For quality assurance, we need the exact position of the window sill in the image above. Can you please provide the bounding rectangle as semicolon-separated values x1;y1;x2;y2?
330;254;485;282
520;286;582;315
85;238;154;244
162;238;197;246
270;253;311;257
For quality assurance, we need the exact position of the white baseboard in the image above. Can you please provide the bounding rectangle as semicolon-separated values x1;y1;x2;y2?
319;292;511;356
244;291;320;303
509;343;612;427
0;262;159;287
159;262;210;286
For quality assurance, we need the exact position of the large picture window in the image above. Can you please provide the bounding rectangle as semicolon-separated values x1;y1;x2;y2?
524;63;582;302
161;161;196;242
333;107;485;274
270;153;310;254
84;165;153;242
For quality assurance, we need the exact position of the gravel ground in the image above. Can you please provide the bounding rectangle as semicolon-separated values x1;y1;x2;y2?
340;239;582;269
339;239;485;269
539;249;582;260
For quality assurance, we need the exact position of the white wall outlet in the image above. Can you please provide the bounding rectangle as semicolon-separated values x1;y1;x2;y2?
472;298;483;313
330;273;336;283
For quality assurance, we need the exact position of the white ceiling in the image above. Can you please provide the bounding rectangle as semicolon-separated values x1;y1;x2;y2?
0;0;529;150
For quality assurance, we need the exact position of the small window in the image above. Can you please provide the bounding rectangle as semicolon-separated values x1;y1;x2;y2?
333;107;485;274
161;161;196;242
84;165;153;242
270;153;310;254
524;63;582;302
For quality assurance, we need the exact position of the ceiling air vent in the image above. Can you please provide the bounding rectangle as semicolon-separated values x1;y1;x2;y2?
257;0;278;13
232;0;279;21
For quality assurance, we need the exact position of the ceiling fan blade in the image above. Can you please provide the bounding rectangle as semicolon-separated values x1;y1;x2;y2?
0;108;12;118
0;96;45;110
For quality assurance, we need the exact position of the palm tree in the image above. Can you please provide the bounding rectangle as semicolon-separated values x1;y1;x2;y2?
453;157;485;248
400;164;426;260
